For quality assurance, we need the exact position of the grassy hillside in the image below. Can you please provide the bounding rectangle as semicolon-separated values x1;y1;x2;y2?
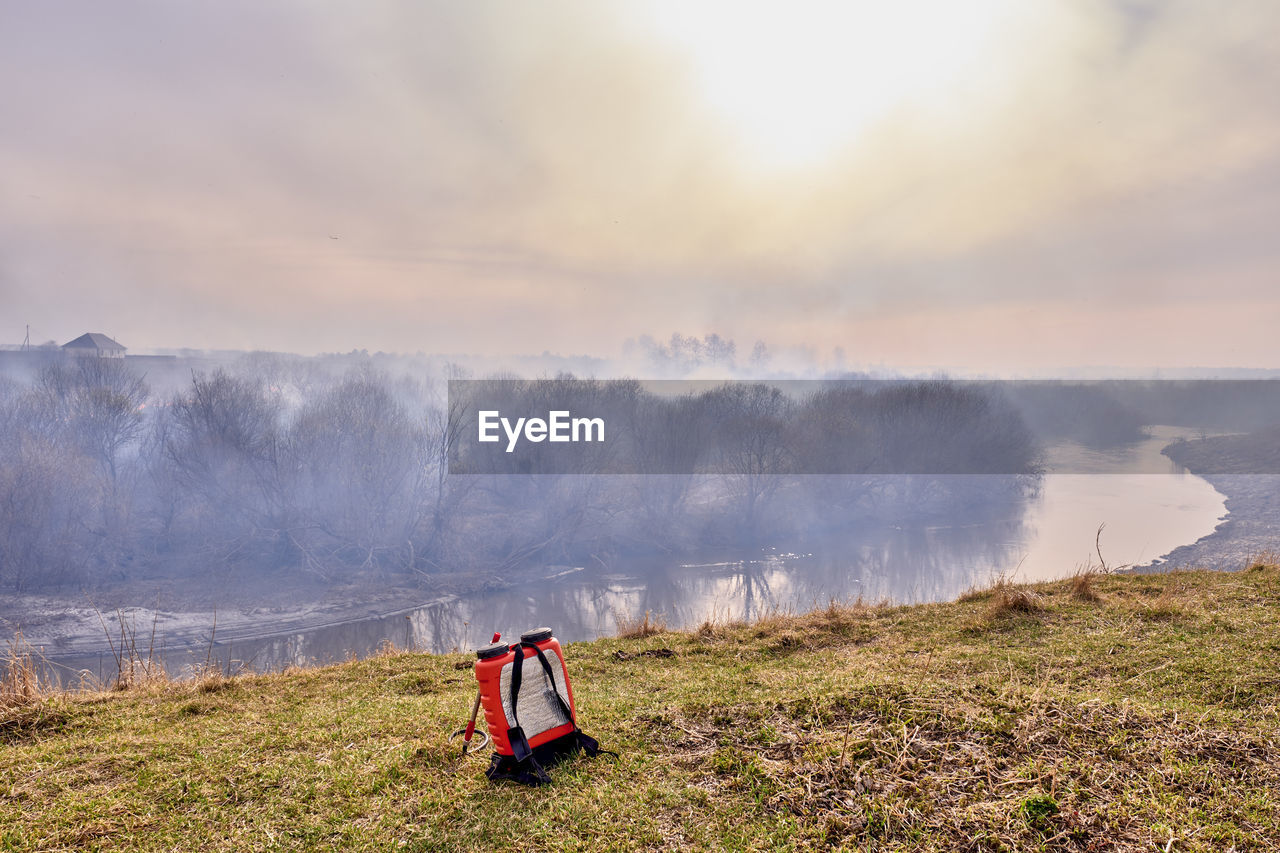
3;564;1279;852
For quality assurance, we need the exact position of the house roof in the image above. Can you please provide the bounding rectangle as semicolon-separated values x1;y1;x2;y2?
62;333;126;351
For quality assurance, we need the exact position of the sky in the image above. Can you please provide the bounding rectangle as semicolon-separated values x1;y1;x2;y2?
2;0;1278;370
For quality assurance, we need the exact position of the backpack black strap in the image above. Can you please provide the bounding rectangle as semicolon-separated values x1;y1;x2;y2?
524;642;575;722
506;642;532;762
576;730;602;756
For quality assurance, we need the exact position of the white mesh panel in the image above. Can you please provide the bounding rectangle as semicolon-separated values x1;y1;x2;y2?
499;648;572;739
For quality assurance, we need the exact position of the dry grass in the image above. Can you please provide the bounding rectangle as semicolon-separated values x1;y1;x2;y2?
187;662;231;694
94;608;173;691
1;631;44;712
1069;566;1104;602
1;621;240;731
985;577;1045;619
111;657;169;691
1246;551;1279;573
616;608;668;639
694;611;750;641
1138;585;1190;622
696;619;727;641
644;688;1279;851
689;600;881;652
1;616;423;714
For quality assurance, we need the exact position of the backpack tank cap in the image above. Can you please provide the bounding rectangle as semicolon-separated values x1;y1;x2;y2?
475;641;508;660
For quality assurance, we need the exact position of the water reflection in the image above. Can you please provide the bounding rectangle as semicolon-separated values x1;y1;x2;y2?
415;500;1038;647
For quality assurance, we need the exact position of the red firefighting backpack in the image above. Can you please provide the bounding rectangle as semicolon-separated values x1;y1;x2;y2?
473;627;607;785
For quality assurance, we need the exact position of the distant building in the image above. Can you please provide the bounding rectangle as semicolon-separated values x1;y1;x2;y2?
62;333;126;358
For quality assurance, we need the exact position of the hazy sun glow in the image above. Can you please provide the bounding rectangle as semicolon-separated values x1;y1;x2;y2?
646;0;1027;169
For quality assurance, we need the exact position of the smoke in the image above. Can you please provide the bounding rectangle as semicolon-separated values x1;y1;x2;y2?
4;2;1280;364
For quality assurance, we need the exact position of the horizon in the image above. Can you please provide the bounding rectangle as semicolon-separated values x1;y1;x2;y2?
5;331;1280;382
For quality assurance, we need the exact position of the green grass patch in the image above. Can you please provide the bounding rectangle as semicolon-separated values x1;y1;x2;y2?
2;564;1279;850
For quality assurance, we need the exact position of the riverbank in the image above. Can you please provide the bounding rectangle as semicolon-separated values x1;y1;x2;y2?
1134;474;1278;571
4;564;1278;851
0;567;506;659
1136;429;1280;571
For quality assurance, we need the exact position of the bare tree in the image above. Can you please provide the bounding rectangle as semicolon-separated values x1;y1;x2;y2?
0;383;97;590
703;383;794;536
288;371;428;574
418;364;478;568
158;369;288;567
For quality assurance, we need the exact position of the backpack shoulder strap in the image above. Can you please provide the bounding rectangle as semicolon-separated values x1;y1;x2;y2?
523;642;574;723
506;645;531;761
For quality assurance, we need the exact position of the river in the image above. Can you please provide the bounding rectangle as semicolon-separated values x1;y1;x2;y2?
47;426;1226;680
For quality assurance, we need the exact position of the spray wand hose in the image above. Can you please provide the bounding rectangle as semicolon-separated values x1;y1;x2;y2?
448;632;501;756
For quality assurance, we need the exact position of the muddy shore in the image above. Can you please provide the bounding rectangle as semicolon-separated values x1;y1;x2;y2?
0;567;508;658
1132;430;1280;571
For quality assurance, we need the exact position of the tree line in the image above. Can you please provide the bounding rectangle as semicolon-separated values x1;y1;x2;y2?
0;358;1042;593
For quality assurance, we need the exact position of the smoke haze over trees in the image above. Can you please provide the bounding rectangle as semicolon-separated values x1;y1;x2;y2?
4;340;1280;597
0;349;1047;595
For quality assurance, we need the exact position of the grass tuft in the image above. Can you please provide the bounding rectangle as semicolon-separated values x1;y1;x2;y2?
190;664;231;694
1018;793;1060;830
985;577;1045;619
1246;550;1278;573
1070;566;1105;602
616;609;667;639
1;631;44;713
